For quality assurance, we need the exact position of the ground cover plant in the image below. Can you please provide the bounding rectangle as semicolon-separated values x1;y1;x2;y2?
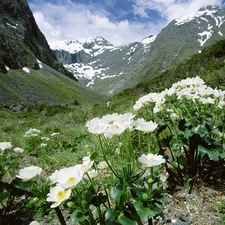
0;76;225;224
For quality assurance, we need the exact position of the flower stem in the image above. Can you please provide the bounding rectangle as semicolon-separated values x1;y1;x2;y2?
55;206;66;225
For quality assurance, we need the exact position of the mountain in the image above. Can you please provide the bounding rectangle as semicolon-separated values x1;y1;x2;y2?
51;35;156;94
51;4;225;95
0;0;75;80
0;0;108;107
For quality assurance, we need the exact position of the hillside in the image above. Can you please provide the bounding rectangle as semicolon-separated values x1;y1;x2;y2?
0;62;108;108
115;39;225;100
0;0;110;108
0;0;75;80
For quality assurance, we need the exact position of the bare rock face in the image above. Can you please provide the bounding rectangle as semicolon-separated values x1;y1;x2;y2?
0;0;76;81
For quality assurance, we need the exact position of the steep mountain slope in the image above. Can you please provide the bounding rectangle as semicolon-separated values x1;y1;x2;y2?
0;0;75;80
0;62;108;108
50;35;156;93
52;5;225;95
0;0;109;107
115;39;225;101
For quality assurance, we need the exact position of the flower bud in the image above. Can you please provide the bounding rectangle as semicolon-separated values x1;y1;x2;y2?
147;178;154;184
142;193;149;201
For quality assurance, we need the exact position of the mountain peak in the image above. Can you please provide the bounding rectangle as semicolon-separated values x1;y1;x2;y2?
174;4;221;26
198;4;220;12
50;36;113;53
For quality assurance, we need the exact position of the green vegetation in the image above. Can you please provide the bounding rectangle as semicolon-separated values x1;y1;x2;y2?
1;39;225;224
0;63;108;107
116;39;225;99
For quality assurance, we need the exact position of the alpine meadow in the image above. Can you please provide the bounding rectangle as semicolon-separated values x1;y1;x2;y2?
1;1;225;225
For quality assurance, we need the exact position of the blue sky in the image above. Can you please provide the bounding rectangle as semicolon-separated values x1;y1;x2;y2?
27;0;225;46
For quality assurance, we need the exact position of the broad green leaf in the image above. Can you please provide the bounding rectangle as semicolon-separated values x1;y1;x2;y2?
110;185;123;202
198;145;221;161
104;208;118;221
117;161;130;168
12;178;31;192
106;178;119;185
116;215;136;225
90;152;98;160
134;201;157;221
194;124;208;137
70;209;88;224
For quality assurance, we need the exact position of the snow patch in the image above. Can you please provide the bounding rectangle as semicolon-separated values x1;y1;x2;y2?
37;59;43;68
6;23;17;29
22;67;30;73
141;35;156;45
198;30;214;46
218;31;223;36
175;7;218;26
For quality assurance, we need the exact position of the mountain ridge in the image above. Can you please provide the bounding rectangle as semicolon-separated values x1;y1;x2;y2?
0;0;76;81
51;4;225;95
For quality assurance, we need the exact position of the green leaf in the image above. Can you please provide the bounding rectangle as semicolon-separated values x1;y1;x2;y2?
116;214;136;225
70;209;88;224
117;161;130;168
198;145;222;161
90;152;98;160
193;124;208;137
12;178;31;192
110;185;123;202
134;201;157;221
104;208;118;221
106;178;119;185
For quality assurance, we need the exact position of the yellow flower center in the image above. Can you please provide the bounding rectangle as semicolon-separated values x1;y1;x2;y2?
56;190;66;201
66;176;77;184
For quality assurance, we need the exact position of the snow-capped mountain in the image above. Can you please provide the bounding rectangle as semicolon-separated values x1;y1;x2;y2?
51;5;225;95
50;35;156;92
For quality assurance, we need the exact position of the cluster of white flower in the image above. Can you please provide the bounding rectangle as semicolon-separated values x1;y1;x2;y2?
16;166;42;181
0;142;12;152
133;76;225;112
23;128;42;137
138;153;165;167
133;92;166;112
47;155;95;208
86;112;159;138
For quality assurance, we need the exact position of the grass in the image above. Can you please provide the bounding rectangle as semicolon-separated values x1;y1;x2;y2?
0;103;99;170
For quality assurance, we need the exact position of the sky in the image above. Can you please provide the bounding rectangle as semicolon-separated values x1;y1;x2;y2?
27;0;225;46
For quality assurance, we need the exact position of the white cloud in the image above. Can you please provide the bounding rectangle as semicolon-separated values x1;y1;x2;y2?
134;0;223;21
33;12;61;41
30;1;162;46
29;0;224;46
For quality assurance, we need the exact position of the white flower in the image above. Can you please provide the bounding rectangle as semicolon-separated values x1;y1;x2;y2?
55;166;84;189
78;160;94;174
138;154;165;167
134;118;158;133
46;185;71;208
86;169;98;178
50;132;60;136
102;113;119;123
41;137;50;141
40;143;47;147
29;221;41;225
23;128;42;137
14;147;24;153
98;161;109;170
0;142;12;151
86;117;108;135
16;166;42;181
49;170;60;184
105;112;135;137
